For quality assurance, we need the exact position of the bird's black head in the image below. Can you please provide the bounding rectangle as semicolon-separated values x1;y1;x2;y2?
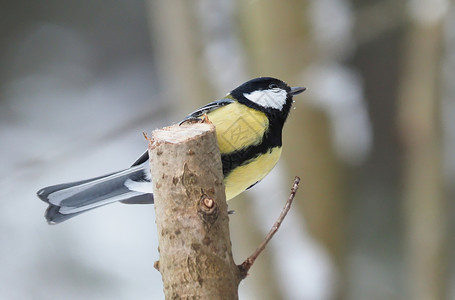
229;77;305;116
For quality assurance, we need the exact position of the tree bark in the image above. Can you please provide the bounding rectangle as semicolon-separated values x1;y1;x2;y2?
149;122;241;299
398;13;447;300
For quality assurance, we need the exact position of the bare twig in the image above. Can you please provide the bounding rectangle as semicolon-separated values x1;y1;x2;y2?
238;176;301;278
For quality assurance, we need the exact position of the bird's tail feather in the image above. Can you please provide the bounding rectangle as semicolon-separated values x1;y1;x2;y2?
37;165;154;224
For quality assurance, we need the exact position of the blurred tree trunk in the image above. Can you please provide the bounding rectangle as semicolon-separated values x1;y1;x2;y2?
147;1;283;299
398;7;447;300
350;1;407;298
238;1;346;299
147;0;213;113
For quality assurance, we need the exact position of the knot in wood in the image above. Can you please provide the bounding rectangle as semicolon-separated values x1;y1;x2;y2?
203;197;214;208
198;194;218;224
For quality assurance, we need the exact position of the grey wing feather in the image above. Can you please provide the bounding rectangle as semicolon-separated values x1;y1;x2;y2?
131;150;149;166
38;163;154;224
180;98;234;124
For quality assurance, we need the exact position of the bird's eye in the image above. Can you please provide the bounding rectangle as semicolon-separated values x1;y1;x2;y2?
269;83;278;89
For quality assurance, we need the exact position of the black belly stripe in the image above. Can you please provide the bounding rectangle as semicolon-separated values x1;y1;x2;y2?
221;123;283;177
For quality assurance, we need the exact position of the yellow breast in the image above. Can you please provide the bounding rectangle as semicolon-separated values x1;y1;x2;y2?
206;101;269;154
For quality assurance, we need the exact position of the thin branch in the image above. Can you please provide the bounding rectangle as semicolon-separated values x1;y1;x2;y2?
238;176;301;278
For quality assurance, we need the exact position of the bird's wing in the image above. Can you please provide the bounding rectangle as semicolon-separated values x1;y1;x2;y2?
131;98;234;167
131;150;149;167
180;98;235;123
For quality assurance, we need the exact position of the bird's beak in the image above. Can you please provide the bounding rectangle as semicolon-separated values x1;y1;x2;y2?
289;86;306;96
290;86;306;95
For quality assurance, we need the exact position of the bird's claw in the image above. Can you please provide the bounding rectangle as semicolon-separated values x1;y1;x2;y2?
179;114;210;126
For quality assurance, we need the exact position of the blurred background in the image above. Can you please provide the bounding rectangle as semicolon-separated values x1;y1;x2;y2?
1;0;454;299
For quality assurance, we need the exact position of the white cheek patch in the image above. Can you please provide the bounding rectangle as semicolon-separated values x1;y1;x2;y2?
243;89;287;110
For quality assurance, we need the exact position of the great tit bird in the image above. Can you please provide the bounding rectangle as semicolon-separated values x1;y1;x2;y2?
37;77;306;224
